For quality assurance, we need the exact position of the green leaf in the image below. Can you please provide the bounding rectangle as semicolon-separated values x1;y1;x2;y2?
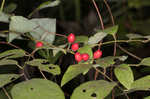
102;25;119;35
140;57;150;66
37;0;60;10
53;44;67;56
11;79;65;99
131;75;150;91
26;59;49;66
88;32;107;44
0;49;25;59
30;18;56;43
4;3;17;13
144;96;150;99
9;16;37;42
61;64;92;86
0;59;18;66
0;12;11;23
114;64;134;89
0;74;20;87
95;56;128;68
39;64;61;75
9;16;37;33
26;59;61;75
75;36;88;44
126;33;144;39
78;45;93;59
71;80;116;99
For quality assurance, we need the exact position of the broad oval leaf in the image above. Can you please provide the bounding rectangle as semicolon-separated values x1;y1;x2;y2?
9;16;37;42
78;45;93;59
0;49;25;59
140;57;150;66
88;32;107;44
0;74;20;87
95;56;128;68
11;79;65;99
30;18;56;43
114;64;134;90
71;80;116;99
61;64;92;86
131;75;150;91
26;59;60;75
9;16;37;33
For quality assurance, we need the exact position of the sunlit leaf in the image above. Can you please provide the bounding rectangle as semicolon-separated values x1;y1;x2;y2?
11;79;65;99
102;25;119;35
37;0;60;10
140;57;150;66
131;75;150;91
61;64;92;86
0;74;20;87
114;64;134;89
71;80;116;99
0;49;25;59
0;59;17;66
88;32;107;44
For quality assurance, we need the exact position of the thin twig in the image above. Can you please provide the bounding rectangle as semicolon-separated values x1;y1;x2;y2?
117;45;142;61
91;0;104;30
40;70;47;80
0;0;5;12
2;87;12;99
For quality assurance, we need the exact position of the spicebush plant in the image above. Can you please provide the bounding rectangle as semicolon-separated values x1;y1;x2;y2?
0;0;150;99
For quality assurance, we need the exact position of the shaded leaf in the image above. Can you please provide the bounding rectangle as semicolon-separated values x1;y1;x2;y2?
95;56;128;68
140;57;150;66
0;74;20;87
126;33;144;39
114;64;134;89
0;49;25;59
25;59;48;66
30;18;56;43
131;75;150;91
88;32;107;44
61;64;92;86
4;3;17;13
11;79;65;99
71;80;116;99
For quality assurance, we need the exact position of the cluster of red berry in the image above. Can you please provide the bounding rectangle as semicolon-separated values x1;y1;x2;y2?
35;33;102;63
67;33;102;62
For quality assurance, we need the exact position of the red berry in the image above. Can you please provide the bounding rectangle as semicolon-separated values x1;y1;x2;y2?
93;50;102;59
71;43;79;51
75;52;82;62
36;41;43;48
81;53;89;61
68;33;75;43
